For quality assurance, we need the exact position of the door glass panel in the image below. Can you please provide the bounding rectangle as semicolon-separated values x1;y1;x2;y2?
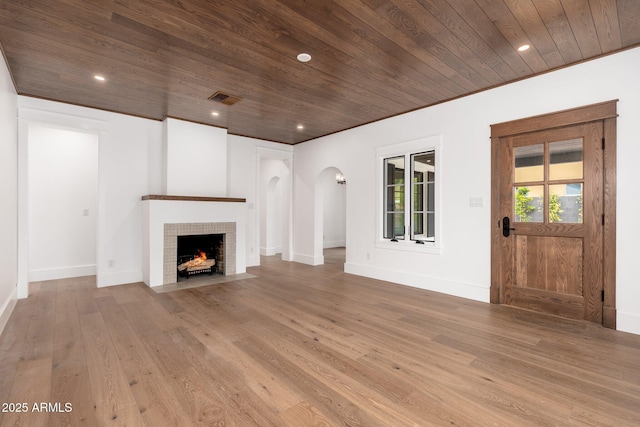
514;144;544;182
549;184;583;223
514;185;543;222
549;139;583;180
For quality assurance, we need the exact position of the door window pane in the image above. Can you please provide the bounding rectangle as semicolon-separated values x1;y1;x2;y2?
514;144;544;182
549;139;583;180
549;184;583;223
514;185;543;222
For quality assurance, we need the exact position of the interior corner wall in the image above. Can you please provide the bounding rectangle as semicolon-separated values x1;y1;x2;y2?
164;118;228;197
292;47;640;335
0;49;18;333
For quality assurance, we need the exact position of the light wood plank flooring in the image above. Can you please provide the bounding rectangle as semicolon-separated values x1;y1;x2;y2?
1;248;639;426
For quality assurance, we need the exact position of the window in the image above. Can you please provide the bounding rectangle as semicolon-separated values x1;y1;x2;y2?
383;156;405;240
411;151;435;241
378;135;441;251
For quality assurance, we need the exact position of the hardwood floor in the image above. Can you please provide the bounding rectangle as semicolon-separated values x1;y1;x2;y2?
1;248;639;426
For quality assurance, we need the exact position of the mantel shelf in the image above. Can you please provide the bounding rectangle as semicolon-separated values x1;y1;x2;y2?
141;195;246;203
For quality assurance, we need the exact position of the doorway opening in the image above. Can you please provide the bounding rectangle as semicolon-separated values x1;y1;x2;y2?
256;148;293;266
27;125;99;282
262;176;283;257
316;167;347;268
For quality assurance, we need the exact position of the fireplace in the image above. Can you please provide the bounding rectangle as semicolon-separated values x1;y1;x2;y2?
142;195;246;287
177;233;224;281
162;222;237;285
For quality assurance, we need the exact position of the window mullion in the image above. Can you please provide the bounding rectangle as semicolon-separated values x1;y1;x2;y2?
404;153;411;240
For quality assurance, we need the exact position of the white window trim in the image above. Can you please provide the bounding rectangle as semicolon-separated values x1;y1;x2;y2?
375;135;443;254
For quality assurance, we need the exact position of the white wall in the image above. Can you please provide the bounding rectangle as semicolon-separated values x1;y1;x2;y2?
17;96;163;290
227;135;293;266
0;50;18;333
13;100;290;295
28;126;98;281
266;176;283;255
260;159;288;255
293;47;640;335
164;118;228;197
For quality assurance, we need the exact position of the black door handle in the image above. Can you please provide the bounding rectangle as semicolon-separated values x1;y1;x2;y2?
502;216;516;237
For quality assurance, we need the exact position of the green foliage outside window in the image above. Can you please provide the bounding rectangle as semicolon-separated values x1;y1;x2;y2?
515;187;536;222
576;195;583;223
549;193;563;223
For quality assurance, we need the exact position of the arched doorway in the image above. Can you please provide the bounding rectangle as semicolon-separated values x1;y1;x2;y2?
255;147;293;266
261;176;283;256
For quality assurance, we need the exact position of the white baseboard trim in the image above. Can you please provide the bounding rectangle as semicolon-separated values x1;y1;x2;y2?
246;255;259;267
97;269;143;288
344;262;490;303
29;264;97;282
617;310;640;336
293;252;324;266
260;246;282;256
323;240;346;249
0;286;18;336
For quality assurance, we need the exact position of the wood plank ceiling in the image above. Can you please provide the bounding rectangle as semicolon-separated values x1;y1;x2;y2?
0;1;638;144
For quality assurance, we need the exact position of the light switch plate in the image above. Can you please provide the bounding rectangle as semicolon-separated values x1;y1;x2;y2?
469;197;483;207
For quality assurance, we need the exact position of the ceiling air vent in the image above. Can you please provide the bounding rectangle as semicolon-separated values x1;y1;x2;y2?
208;91;242;106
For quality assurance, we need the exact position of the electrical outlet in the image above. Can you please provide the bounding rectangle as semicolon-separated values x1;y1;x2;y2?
107;259;115;268
366;252;371;260
83;209;89;216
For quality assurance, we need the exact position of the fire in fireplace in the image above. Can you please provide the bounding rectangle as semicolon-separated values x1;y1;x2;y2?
176;234;224;281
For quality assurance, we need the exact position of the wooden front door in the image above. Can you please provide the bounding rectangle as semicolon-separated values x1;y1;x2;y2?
490;101;617;327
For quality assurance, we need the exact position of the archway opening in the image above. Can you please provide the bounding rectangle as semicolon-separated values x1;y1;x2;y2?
315;167;347;267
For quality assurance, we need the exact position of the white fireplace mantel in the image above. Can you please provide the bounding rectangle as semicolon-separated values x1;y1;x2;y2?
142;195;247;287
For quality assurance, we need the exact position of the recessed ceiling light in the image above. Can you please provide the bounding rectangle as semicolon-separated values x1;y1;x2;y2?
211;112;219;116
297;124;304;130
297;53;312;63
517;44;530;52
94;75;106;81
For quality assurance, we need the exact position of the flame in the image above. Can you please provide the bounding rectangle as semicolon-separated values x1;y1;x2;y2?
184;250;207;268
